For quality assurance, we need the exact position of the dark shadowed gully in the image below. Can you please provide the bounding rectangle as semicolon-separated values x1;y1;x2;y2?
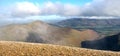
26;32;45;43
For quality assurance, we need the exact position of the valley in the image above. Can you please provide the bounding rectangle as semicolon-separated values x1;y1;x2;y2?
55;18;120;37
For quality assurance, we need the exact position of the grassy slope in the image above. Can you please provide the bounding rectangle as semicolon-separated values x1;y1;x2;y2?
0;41;120;56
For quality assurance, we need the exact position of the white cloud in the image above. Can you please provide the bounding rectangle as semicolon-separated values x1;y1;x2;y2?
41;2;81;16
103;0;120;16
11;2;40;17
82;0;120;16
63;4;81;16
79;16;118;19
41;2;61;15
81;0;105;16
10;1;82;17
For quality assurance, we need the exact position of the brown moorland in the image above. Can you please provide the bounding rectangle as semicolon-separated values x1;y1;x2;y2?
0;41;120;56
0;21;99;47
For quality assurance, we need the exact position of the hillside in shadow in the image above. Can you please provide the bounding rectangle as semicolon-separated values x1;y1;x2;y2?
81;33;120;51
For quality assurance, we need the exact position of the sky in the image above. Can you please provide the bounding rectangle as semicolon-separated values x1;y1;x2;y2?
0;0;120;22
0;0;93;6
0;0;93;16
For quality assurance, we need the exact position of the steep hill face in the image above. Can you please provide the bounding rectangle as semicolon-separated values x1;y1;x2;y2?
0;21;99;47
81;33;120;51
0;41;120;56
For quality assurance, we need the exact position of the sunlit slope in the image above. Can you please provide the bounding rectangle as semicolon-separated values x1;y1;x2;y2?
0;21;99;47
0;41;120;56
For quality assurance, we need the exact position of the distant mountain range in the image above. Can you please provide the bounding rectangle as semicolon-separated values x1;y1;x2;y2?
55;18;120;36
57;18;120;26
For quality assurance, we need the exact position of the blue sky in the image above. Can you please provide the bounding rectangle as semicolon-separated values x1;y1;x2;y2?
0;0;93;6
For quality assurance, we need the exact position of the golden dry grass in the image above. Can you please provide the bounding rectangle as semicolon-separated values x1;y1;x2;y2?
0;41;120;56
